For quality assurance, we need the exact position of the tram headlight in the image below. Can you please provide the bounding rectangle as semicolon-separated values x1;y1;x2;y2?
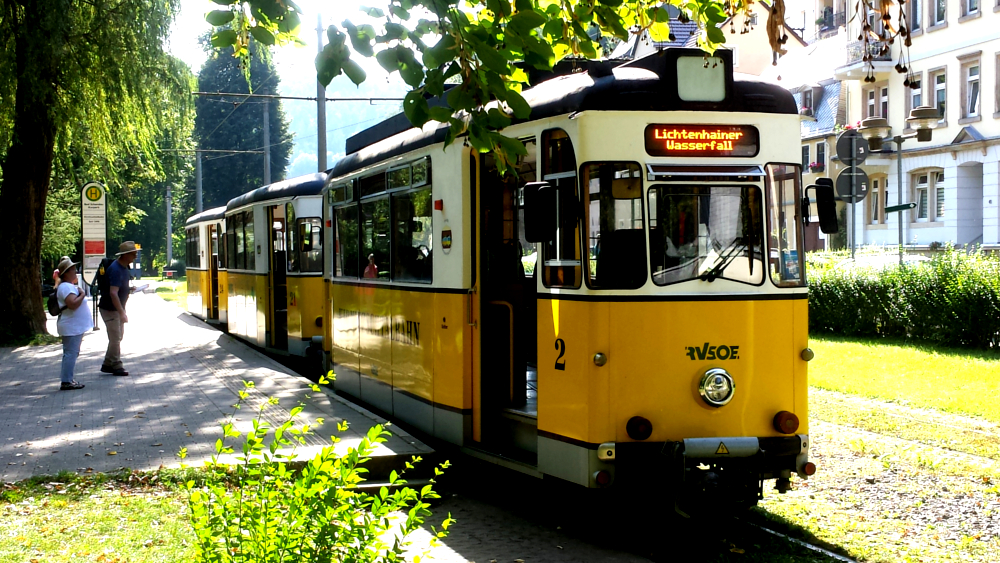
699;368;735;407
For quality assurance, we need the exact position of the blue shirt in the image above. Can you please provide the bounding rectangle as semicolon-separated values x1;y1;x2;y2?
99;260;131;311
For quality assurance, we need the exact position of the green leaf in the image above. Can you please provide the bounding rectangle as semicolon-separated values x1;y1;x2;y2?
376;48;400;72
648;21;672;42
399;61;425;87
509;9;546;36
382;22;408;42
446;85;475;112
342;58;367;85
705;4;728;24
428;106;454;123
277;11;301;34
210;30;238;48
486;0;513;18
250;26;276;46
706;24;726;45
422;34;456;69
505;89;531;119
403;91;429;126
361;6;384;18
389;5;410;19
205;10;234;26
485;107;512;129
345;22;376;57
469;38;509;74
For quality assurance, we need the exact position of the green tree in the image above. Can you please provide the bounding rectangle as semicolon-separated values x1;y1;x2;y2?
195;41;292;210
0;0;189;340
208;0;915;174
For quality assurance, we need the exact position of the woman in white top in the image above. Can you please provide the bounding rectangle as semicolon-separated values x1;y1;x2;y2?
53;256;94;390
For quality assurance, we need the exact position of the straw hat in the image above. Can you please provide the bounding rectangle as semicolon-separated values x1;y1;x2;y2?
56;256;79;276
115;241;139;256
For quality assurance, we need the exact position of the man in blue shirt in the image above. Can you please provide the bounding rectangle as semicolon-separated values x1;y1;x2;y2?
99;241;138;376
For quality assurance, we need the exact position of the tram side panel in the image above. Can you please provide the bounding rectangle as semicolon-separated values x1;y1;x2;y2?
358;286;394;414
187;268;205;319
431;291;471;444
286;275;325;356
331;283;362;396
389;288;434;435
536;298;614;487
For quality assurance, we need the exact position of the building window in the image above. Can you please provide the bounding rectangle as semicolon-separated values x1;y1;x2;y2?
817;142;826;167
866;88;876;118
802;89;813;113
966;0;979;15
933;71;946;120
880;86;889;118
966;65;980;117
913;170;945;222
911;77;922;110
868;177;889;225
802;145;810;168
910;0;922;31
934;0;946;24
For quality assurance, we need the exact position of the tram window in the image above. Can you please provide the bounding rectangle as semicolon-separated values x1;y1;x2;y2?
764;164;805;287
387;165;411;190
361;198;390;280
226;219;235;269
299;218;323;273
583;162;646;289
285;203;298;273
647;186;764;286
541;129;581;288
391;187;433;283
233;214;244;270
214;223;224;267
411;157;431;187
334;205;360;278
244;210;255;271
359;171;386;198
328;181;354;204
515;139;538;276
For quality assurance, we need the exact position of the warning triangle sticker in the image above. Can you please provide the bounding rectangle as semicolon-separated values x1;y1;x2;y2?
716;442;729;455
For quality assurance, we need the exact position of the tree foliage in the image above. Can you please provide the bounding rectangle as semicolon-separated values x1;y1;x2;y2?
0;0;191;340
195;40;292;209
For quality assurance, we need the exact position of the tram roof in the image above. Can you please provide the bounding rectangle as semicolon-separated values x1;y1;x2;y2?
331;48;796;180
185;206;226;227
225;172;328;213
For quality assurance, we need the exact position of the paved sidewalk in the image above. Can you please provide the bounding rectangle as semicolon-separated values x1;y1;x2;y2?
0;292;430;482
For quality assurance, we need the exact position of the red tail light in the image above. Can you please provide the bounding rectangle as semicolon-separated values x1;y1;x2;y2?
773;411;800;434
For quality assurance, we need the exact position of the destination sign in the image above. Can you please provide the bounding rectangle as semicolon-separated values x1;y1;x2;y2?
644;124;759;157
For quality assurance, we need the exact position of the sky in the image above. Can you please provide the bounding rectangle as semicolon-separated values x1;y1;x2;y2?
166;0;409;177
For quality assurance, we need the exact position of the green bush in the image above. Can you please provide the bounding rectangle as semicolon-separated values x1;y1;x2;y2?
181;376;452;562
809;248;1000;349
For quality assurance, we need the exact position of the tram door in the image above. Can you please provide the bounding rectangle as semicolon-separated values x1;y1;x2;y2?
268;205;288;351
473;141;539;460
209;224;220;320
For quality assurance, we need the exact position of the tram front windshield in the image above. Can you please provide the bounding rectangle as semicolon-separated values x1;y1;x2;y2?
647;186;765;286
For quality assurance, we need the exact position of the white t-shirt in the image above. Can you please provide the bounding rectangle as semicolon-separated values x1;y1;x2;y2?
56;282;95;336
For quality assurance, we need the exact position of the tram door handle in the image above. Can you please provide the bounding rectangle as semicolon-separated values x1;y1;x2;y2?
466;288;477;328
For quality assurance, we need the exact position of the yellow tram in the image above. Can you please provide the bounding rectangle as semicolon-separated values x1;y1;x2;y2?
185;206;228;324
322;48;834;510
186;48;838;511
222;173;328;355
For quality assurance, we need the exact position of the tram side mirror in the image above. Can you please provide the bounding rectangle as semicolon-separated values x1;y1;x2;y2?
805;178;839;234
523;181;557;243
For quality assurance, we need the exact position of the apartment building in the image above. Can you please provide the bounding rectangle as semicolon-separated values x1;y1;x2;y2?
831;0;1000;250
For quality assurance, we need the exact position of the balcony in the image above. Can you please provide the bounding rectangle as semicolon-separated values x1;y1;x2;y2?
833;39;895;81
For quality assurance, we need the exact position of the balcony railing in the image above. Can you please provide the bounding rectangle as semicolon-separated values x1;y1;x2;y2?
845;40;892;66
818;11;847;29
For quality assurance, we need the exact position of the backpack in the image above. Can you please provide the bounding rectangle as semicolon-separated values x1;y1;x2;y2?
94;258;115;307
47;283;68;317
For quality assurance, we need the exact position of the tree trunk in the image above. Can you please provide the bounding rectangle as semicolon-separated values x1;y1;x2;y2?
0;4;62;341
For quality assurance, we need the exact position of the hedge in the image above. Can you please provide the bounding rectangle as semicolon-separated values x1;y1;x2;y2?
808;248;1000;349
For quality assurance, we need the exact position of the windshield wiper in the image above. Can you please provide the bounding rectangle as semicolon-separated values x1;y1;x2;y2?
699;238;747;282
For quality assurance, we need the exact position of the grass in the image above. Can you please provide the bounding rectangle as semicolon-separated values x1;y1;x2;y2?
809;335;1000;424
0;470;198;563
155;280;187;308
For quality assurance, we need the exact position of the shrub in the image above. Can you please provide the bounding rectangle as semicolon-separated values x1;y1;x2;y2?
808;248;1000;349
181;375;452;562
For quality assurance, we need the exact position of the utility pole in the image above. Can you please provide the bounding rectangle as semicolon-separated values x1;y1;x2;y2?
195;152;203;213
166;184;173;265
317;13;327;172
263;86;271;185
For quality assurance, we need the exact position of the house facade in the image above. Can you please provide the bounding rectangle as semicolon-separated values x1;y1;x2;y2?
832;0;1000;251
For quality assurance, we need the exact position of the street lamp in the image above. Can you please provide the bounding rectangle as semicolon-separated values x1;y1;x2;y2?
859;106;937;264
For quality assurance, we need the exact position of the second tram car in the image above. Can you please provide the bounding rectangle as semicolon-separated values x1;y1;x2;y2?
185;207;227;324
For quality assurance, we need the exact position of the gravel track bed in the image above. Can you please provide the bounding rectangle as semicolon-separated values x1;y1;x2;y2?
757;395;1000;563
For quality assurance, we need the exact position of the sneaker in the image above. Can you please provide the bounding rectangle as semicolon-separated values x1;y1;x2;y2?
111;369;129;376
60;381;85;390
